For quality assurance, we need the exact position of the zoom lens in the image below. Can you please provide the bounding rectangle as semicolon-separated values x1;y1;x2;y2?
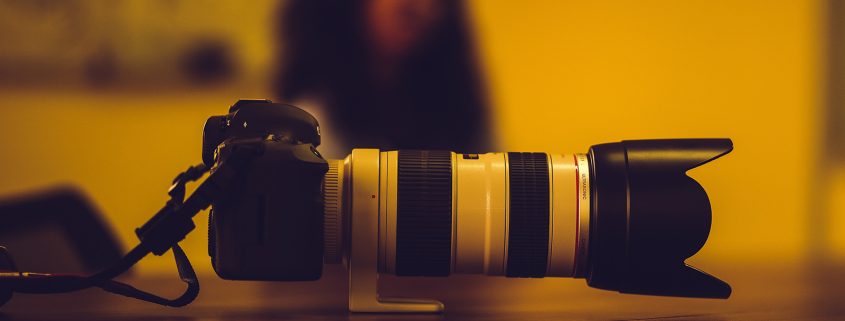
337;150;591;278
324;139;733;298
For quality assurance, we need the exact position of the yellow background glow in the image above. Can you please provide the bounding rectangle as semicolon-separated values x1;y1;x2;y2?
0;0;840;278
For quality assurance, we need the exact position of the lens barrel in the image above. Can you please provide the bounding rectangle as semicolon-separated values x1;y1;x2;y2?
366;151;590;278
327;139;732;299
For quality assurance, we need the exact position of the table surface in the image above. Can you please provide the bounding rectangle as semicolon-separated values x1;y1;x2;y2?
1;262;843;321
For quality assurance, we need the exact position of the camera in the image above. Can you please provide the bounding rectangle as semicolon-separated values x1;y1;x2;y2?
203;100;733;312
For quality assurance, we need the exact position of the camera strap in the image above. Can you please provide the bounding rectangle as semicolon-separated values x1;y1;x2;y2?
0;143;261;308
96;244;198;307
0;242;198;307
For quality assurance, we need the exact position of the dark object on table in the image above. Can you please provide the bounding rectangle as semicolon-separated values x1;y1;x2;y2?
0;186;123;274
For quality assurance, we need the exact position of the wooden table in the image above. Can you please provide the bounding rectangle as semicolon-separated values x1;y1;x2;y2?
1;263;843;320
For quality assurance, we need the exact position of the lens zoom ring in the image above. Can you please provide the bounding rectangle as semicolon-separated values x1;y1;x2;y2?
507;152;550;277
396;150;452;276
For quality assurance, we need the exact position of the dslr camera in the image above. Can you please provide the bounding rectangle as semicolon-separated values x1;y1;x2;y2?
202;99;732;312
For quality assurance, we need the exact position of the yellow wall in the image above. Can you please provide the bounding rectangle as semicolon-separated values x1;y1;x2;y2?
470;0;824;264
0;0;829;274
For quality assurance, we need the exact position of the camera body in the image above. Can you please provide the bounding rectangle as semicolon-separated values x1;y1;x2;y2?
203;99;733;313
204;100;328;281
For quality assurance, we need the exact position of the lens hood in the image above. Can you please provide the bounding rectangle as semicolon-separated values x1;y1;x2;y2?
586;139;733;298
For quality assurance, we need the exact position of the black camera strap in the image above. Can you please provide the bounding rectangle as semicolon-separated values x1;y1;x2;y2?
0;142;261;308
96;244;198;307
0;243;198;307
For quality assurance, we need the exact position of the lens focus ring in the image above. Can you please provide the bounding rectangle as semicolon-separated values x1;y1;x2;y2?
506;152;550;278
396;150;453;277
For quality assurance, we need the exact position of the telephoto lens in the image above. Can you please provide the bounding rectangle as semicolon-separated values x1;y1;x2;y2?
205;100;733;313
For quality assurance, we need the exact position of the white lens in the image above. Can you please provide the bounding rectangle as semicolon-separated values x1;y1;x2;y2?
324;150;591;279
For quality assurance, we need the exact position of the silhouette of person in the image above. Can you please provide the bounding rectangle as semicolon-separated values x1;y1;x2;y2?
275;0;491;157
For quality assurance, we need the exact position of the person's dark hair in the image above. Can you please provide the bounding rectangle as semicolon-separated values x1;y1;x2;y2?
275;0;490;153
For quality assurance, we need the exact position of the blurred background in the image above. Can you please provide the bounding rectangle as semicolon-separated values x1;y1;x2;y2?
0;0;842;312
